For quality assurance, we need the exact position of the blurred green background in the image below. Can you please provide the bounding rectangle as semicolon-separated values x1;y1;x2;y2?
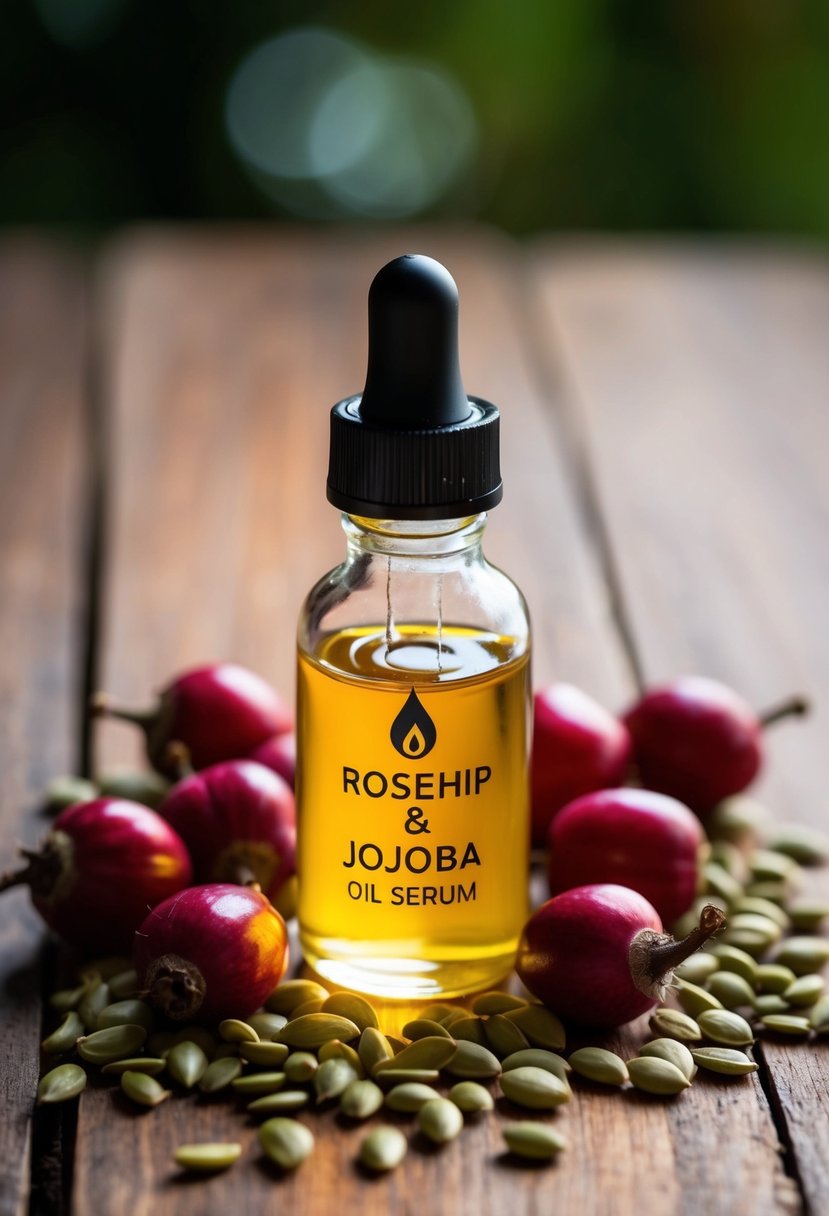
2;0;828;234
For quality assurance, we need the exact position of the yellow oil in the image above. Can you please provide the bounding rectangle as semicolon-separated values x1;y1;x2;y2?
296;624;530;997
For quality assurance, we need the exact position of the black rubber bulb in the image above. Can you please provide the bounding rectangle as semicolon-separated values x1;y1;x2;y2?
358;255;471;429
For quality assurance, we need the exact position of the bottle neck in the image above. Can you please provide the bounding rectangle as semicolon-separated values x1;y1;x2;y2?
342;514;487;560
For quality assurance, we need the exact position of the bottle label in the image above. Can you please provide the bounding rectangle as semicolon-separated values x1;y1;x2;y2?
297;656;530;946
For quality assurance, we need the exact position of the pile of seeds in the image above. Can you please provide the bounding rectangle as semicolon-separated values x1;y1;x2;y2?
35;805;829;1177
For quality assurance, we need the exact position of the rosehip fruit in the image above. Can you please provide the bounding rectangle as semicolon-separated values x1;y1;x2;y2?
93;662;292;775
624;677;808;814
531;683;631;845
0;799;192;951
158;759;295;905
134;883;289;1021
517;884;724;1029
246;731;296;789
547;788;705;924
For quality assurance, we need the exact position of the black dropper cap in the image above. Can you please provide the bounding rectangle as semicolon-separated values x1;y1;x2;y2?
326;255;502;520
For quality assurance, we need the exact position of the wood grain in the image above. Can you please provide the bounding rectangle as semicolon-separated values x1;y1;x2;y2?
0;242;88;1216
533;241;829;1214
72;229;674;1216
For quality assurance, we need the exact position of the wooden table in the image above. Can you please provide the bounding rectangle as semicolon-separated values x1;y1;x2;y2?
2;229;827;1216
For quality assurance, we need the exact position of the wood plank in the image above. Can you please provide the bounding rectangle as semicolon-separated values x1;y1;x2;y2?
532;240;829;1214
0;242;88;1216
69;228;693;1216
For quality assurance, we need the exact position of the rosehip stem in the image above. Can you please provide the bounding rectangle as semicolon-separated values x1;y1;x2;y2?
641;904;726;986
759;695;811;729
90;691;155;729
164;742;195;780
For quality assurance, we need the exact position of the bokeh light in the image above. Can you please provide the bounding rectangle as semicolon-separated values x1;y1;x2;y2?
225;27;479;220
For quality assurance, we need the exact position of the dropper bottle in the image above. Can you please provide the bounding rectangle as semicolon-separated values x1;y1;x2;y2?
296;254;531;998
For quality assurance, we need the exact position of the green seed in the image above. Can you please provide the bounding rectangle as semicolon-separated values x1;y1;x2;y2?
173;1143;241;1172
121;1070;171;1107
98;769;168;809
49;984;86;1013
420;1003;458;1022
359;1127;407;1172
375;1036;456;1073
374;1069;442;1086
732;896;790;930
767;824;829;865
760;1014;811;1036
744;881;790;903
340;1078;383;1120
101;1057;167;1077
698;1009;754;1046
265;979;330;1015
774;937;829;976
448;1017;487;1046
754;995;790;1016
503;1005;566;1050
787;903;829;932
42;1011;83;1055
167;1040;208;1088
358;1027;394;1073
321;992;379;1032
239;1041;290;1067
707;796;771;845
690;1048;758;1076
173;1025;217;1056
471;991;528;1015
97;1000;155;1033
568;1047;629;1086
501;1049;571;1081
259;1117;314;1169
77;1024;147;1064
285;1052;319;1083
198;1057;243;1093
709;841;748;881
436;1009;468;1030
81;956;133;981
107;970;139;1001
444;1040;501;1079
503;1122;567;1161
704;861;743;905
675;953;720;985
808;996;829;1032
725;913;783;951
402;1018;452;1041
485;1014;529;1059
232;1072;287;1095
246;1013;288;1041
278;1014;360;1049
710;944;758;983
706;972;756;1010
500;1066;571;1110
219;1018;259;1044
627;1057;690;1095
288;999;325;1019
448;1080;494;1112
675;978;723;1017
386;1082;441;1112
417;1097;463;1144
37;1064;87;1104
44;774;99;810
314;1058;359;1102
639;1039;696;1082
78;981;111;1031
783;974;825;1007
318;1039;363;1075
248;1090;310;1115
749;849;799;883
755;963;797;994
648;1008;702;1042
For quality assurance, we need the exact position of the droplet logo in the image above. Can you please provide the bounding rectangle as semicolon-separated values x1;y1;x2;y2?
390;688;437;759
